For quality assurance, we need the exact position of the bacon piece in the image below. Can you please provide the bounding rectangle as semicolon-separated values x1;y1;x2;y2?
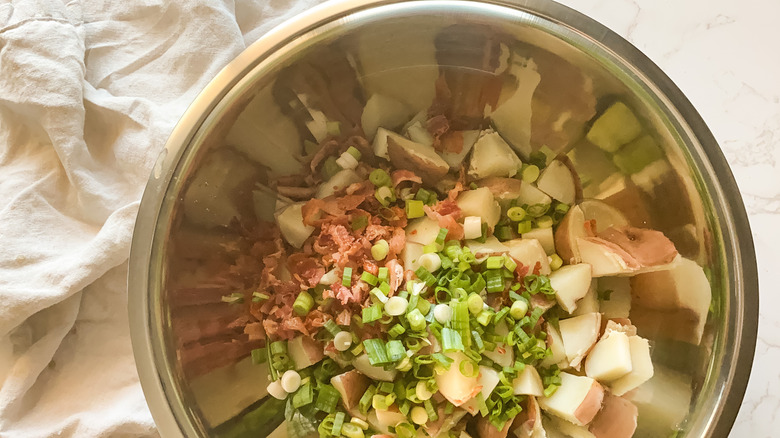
336;309;352;326
386;258;405;294
244;322;265;341
440;130;464;154
387;227;406;259
287;253;325;288
309;139;340;172
424;202;464;241
391;169;423;187
426;114;450;151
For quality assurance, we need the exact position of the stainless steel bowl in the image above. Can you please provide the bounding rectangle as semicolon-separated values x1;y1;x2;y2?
129;1;758;437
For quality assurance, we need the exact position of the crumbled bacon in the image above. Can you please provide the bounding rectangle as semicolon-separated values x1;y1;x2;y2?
426;114;450;151
288;253;325;288
424;201;464;241
440;130;464;154
391;169;423;187
336;309;352;326
244;322;265;341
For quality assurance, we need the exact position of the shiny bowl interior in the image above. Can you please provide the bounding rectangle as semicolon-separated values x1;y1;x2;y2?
128;1;758;437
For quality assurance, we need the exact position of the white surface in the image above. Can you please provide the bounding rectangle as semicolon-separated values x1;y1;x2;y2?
0;0;776;437
0;0;317;436
556;2;779;436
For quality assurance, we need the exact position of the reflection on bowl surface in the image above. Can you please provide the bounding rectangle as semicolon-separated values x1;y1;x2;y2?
128;2;757;438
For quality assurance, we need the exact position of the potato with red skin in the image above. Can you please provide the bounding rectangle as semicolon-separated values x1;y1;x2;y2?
629;257;710;345
598;226;678;267
476;413;514;438
288;336;325;370
331;370;369;416
589;394;638;438
554;205;586;265
387;134;449;185
538;372;604;426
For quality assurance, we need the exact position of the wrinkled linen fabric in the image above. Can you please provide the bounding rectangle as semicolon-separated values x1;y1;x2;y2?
0;0;316;436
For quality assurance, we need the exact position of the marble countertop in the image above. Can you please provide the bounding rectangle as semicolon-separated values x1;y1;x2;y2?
556;0;779;436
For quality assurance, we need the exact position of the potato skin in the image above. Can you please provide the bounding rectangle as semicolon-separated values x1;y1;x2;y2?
387;135;449;185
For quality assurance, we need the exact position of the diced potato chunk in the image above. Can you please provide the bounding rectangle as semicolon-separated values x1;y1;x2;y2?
539;372;604;426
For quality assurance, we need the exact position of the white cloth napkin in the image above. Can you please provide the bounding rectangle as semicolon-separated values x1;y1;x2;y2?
0;0;316;436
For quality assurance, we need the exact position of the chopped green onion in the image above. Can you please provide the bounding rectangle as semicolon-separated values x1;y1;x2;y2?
386;296;409;316
544;384;559;397
450;301;471;348
555;203;570;214
507;206;527;222
494;225;513;241
363;304;382;323
424;399;438;422
549;253;563;271
517;220;532;234
431;353;454;370
315;385;340;413
375;186;396;207
372;394;389;410
377;267;389;282
336;150;359;170
407;308;426;332
494;307;510;324
351;215;368;231
470;274;486;294
406;199;425;219
358;385;376;414
321;156;342;180
360;271;378;286
415;266;437;286
510;299;529;319
342;423;365;438
342;267;352;287
370;287;388;304
467;293;484;315
293;290;314;316
385;340;406;362
415;188;433;204
351;418;370;431
331;411;346;436
379;282;391;295
324;319;341;337
345;146;361;160
459;358;479;378
503;256;517;273
485;269;504;293
435;228;448;246
486;256;504;270
221;292;243;304
292;383;314;408
363;339;390;365
389;323;406;338
251;348;266;365
251;292;270;302
475;393;489;416
369;168;392;187
527;203;550;218
416;298;431;316
372;239;390;261
395;423;416;438
522;164;540;183
441;327;464;352
476;309;494;326
422;243;438;254
269;340;287;356
536;215;554;228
